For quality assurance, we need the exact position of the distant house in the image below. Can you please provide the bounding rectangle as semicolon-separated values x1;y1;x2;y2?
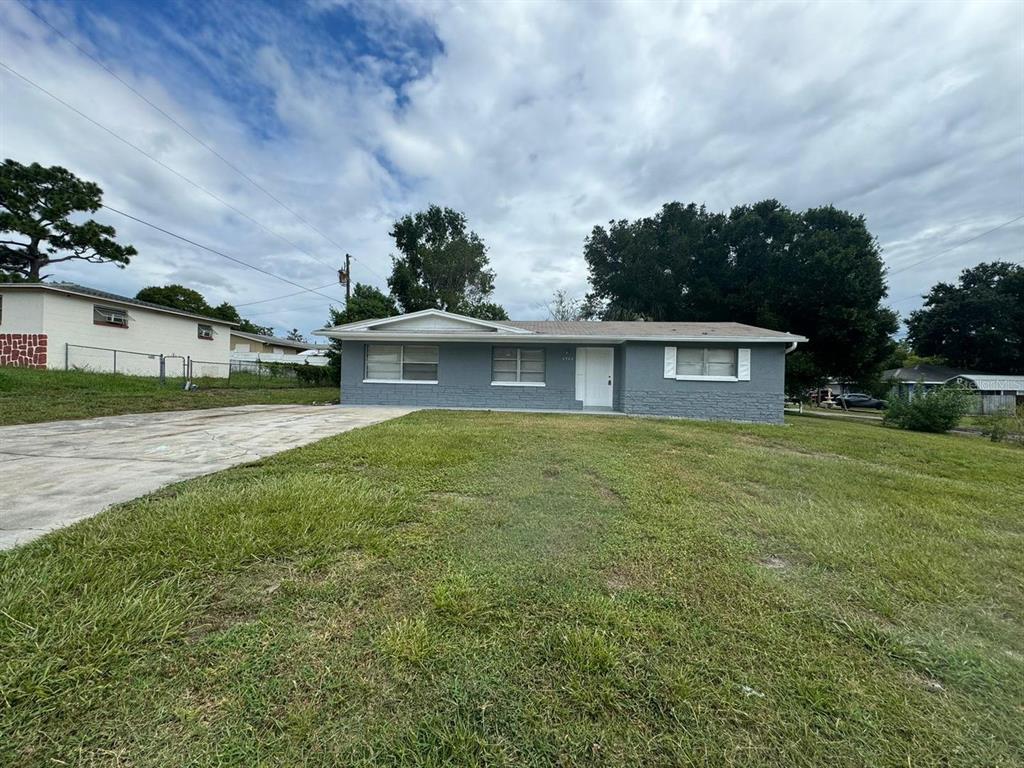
883;364;1024;414
229;330;329;367
315;308;806;424
0;282;232;376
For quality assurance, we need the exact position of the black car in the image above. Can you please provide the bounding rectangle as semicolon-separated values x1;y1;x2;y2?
835;392;886;410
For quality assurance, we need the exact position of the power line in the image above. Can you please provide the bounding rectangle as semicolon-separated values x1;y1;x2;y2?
101;204;346;304
233;281;341;308
0;59;340;274
886;213;1024;278
15;0;351;255
13;3;389;288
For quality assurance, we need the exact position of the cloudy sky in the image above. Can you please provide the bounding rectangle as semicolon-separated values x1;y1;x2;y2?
2;0;1021;336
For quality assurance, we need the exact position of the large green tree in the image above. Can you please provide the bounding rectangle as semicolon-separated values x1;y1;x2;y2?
906;261;1024;374
0;159;137;281
328;282;398;326
136;284;212;316
584;200;899;391
136;284;274;336
387;205;507;319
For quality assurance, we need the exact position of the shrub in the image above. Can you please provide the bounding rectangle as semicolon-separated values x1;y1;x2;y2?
294;363;335;387
977;405;1024;443
883;386;973;433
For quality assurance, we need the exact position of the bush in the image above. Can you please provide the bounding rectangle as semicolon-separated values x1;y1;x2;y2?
977;405;1024;443
294;363;335;387
883;387;973;433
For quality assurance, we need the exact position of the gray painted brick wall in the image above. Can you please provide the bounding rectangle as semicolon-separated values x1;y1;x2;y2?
618;342;787;424
340;339;789;424
341;340;583;410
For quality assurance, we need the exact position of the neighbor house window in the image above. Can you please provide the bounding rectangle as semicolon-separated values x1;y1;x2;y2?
492;347;545;385
365;344;438;383
676;348;737;378
93;305;128;327
198;324;214;340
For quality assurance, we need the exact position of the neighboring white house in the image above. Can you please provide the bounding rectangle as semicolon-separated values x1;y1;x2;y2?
0;282;233;376
230;330;330;367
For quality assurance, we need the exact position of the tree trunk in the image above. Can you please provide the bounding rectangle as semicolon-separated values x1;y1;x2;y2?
27;238;42;281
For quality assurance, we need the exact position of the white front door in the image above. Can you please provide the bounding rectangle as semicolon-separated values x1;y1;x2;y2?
578;347;614;408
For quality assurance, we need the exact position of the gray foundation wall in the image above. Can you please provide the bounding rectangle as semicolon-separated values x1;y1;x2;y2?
618;342;787;424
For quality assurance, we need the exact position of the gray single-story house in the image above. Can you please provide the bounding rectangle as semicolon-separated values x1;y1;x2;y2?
315;309;807;424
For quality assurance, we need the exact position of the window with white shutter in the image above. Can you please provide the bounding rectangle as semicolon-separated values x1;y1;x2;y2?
665;347;748;381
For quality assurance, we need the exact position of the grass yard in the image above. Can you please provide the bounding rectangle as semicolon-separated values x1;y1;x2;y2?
1;412;1022;766
0;366;338;425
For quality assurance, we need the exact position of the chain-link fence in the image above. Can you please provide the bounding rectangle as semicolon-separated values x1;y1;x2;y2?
64;344;334;389
189;358;334;389
65;344;171;378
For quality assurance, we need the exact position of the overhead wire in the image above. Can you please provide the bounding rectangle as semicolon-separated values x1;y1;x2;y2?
0;59;340;274
12;1;389;287
101;204;346;304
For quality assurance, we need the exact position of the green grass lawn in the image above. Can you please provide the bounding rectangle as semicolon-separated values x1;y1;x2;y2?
0;366;338;425
1;412;1021;766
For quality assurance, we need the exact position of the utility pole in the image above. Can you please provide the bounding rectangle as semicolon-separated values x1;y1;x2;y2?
338;253;352;302
340;253;352;303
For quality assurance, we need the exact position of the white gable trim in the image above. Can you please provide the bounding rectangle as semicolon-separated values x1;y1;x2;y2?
322;308;533;335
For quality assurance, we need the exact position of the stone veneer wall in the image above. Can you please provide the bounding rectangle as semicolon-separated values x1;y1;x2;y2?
0;333;48;368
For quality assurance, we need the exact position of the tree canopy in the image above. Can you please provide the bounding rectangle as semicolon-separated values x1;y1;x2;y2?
387;205;507;320
135;284;274;336
906;261;1024;374
328;283;398;326
584;200;899;391
0;159;137;281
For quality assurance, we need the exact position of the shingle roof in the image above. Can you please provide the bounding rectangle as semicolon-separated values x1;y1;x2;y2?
1;282;234;324
882;364;981;383
505;320;799;339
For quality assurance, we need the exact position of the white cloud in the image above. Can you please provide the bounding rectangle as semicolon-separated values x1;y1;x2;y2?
1;0;1021;337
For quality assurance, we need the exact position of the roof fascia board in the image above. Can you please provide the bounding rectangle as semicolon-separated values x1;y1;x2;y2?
314;330;807;344
2;283;234;325
324;308;533;335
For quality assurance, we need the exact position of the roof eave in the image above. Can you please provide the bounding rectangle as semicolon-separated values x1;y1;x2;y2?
313;330;806;344
1;282;236;325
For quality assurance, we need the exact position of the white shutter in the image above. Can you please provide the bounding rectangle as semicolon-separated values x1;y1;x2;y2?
737;348;751;381
664;346;676;378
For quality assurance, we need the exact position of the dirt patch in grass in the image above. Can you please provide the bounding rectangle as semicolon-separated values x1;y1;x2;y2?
586;470;624;502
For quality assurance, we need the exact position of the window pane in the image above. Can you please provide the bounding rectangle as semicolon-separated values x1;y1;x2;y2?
706;348;736;376
366;345;401;379
520;349;544;362
403;345;438;363
403;363;438;380
493;347;516;382
675;347;703;375
520;371;545;382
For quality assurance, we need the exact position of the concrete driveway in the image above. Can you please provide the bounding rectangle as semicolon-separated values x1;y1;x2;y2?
0;404;415;550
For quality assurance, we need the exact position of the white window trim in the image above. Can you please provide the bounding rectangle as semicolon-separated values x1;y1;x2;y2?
667;346;749;381
362;378;438;385
491;346;546;386
674;374;739;382
364;343;439;384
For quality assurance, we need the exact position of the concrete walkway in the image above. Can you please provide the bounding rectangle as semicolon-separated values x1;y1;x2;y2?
0;404;414;550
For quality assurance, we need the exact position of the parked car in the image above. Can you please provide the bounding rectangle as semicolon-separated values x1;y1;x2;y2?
835;393;886;410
